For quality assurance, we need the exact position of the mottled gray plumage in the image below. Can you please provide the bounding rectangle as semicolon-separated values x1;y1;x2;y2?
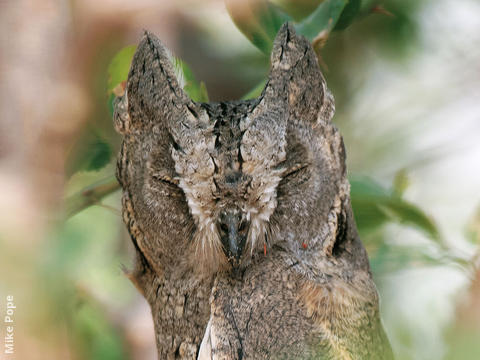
114;23;394;360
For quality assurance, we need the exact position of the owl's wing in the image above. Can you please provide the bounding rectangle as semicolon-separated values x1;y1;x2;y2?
199;255;394;360
299;269;395;360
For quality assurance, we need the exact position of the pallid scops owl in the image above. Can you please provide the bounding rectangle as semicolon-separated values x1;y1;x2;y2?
114;23;394;360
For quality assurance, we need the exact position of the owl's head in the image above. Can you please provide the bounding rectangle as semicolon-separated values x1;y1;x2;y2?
115;24;353;277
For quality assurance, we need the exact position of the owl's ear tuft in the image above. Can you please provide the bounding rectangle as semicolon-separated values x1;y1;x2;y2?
120;31;194;133
264;23;335;125
270;22;309;71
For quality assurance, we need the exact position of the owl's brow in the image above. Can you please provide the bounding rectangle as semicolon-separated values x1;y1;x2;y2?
282;163;309;178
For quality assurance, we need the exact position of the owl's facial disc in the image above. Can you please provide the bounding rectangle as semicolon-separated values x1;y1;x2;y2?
216;208;249;267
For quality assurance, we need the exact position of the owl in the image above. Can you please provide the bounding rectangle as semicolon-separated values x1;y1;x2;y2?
114;23;394;360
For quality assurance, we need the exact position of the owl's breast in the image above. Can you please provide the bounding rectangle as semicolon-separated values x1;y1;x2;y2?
198;251;392;360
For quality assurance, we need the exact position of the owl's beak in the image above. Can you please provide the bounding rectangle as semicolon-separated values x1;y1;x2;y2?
217;211;249;267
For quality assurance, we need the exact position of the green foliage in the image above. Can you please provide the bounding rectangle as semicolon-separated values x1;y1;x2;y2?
227;0;368;55
66;132;112;177
295;0;347;41
392;168;410;197
270;0;325;21
226;0;292;55
364;0;422;58
107;45;137;94
334;0;361;30
83;137;111;172
174;58;210;102
350;176;439;239
66;44;138;177
369;242;441;275
67;45;209;181
40;205;130;359
108;93;116;118
107;44;208;102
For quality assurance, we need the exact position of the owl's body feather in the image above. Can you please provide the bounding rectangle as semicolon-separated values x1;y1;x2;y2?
114;23;393;359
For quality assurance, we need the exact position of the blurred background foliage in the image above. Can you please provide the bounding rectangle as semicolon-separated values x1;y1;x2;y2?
0;0;479;359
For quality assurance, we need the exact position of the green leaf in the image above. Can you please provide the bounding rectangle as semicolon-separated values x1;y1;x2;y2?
107;45;208;102
392;168;409;196
107;45;136;94
270;0;326;21
107;93;115;118
85;139;111;172
226;0;292;55
350;175;390;198
174;59;209;102
369;242;445;275
350;175;439;239
295;0;347;41
333;0;361;30
378;200;439;239
66;132;112;177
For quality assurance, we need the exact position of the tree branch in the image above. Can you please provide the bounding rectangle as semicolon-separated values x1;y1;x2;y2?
65;175;120;218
